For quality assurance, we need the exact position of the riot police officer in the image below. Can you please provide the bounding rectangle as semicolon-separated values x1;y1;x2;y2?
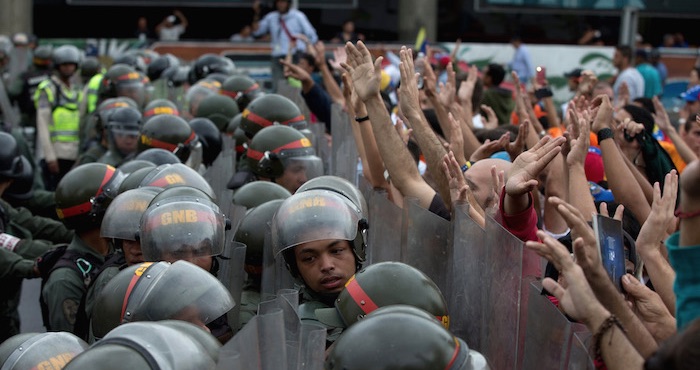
97;106;142;167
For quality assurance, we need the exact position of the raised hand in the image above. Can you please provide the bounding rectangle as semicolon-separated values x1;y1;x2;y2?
505;135;565;197
506;120;529;161
621;274;677;342
342;41;382;102
397;46;422;119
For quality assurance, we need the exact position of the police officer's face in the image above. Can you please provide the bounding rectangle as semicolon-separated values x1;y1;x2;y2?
294;239;356;294
276;162;309;193
162;244;214;272
114;130;139;154
122;240;143;265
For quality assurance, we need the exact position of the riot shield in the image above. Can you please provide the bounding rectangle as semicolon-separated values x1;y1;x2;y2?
567;330;595;370
446;203;486;350
366;188;403;264
8;46;30;89
151;78;169;101
221;133;235;153
259;289;302;370
204;147;234;203
217;240;247;335
216;308;287;370
310;121;331;176
225;203;248;239
522;281;574;370
261;221;296;302
299;324;326;370
357;174;373;207
330;103;358;183
402;197;450;294
277;81;311;123
0;77;19;130
481;214;525;370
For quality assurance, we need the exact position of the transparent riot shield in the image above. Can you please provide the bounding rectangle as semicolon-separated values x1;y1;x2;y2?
217;240;247;335
401;197;450;294
259;289;302;370
357;174;373;208
299;324;326;370
310;122;331;176
446;203;486;350
481;214;525;370
521;281;574;370
226;203;248;239
261;222;296;302
277;81;311;123
151;78;170;101
8;46;30;88
216;308;287;370
567;329;595;370
204;147;234;203
366;188;403;264
221;134;235;153
0;77;19;130
330;103;358;183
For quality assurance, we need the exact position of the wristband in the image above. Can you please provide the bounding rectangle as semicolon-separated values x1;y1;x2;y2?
0;233;21;252
534;87;553;100
461;161;473;173
354;115;370;123
597;128;614;142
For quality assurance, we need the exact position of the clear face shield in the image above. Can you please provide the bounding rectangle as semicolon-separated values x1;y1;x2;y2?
115;80;146;109
271;190;362;258
108;125;141;156
139;200;225;262
184;140;203;170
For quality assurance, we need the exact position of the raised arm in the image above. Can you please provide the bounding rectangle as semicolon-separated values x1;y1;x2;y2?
592;95;651;224
342;41;436;209
653;96;698;164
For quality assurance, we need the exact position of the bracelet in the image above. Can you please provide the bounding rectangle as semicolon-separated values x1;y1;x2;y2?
462;161;474;173
597;128;614;142
592;314;626;363
355;115;370;123
534;87;553;100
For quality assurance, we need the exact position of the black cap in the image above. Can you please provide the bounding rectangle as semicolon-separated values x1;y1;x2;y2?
564;68;583;78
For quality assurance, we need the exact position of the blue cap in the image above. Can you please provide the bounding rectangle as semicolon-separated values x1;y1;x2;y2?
589;182;614;203
681;85;700;102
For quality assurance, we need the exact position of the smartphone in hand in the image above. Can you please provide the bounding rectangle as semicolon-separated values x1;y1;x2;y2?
536;66;546;86
593;214;626;291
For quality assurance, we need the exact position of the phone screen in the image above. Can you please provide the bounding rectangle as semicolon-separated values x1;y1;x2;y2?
593;214;625;291
536;66;546;85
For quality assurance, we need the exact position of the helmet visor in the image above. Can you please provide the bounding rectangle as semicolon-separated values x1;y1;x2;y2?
280;155;323;182
101;187;160;240
140;200;225;261
116;81;146;108
271;190;361;258
128;261;234;325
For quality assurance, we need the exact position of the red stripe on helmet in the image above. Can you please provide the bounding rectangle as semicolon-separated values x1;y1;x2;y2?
345;275;379;314
56;166;116;218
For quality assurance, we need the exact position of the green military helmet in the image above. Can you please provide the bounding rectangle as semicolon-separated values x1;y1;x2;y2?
326;306;479;370
101;186;161;242
91;260;234;339
98;63;146;108
55;163;126;231
188;118;222;166
104;106;142;157
139;194;226;263
316;261;449;330
272;189;366;278
225;113;241;136
0;132;31;181
134;148;180;166
81;56;102;80
0;332;88;370
138;114;197;163
142;98;180;123
183;79;220;118
117;159;156;174
65;321;220;370
232;181;291;209
146;53;180;81
138;163;216;199
240;93;307;139
297;175;369;220
52;44;82;67
88;96;139;143
113;52;147;73
234;199;285;275
188;54;236;85
225;113;248;158
221;74;265;111
32;44;53;68
195;94;240;132
246;125;322;180
117;165;156;194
